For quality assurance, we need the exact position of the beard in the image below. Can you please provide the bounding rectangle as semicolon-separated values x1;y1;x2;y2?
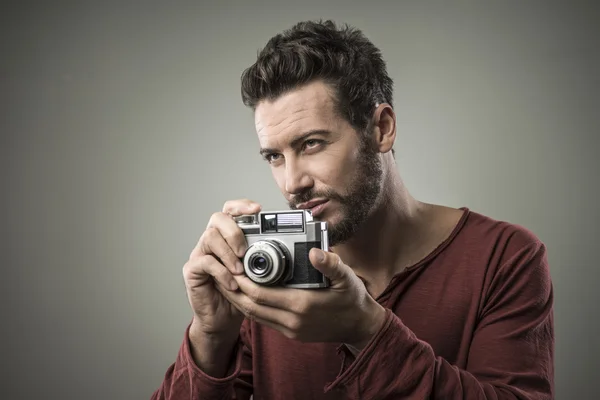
288;136;383;246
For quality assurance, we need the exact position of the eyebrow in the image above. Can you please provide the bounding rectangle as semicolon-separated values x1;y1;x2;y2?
259;129;332;157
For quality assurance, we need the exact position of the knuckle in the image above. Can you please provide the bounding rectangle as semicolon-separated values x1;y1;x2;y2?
242;303;255;318
221;243;237;257
194;233;210;256
182;262;190;279
248;288;263;304
195;253;209;265
222;200;242;214
182;256;205;279
182;267;197;287
223;200;240;216
183;258;196;273
223;199;259;215
285;330;299;340
293;297;310;314
224;234;245;254
328;252;339;265
209;264;226;279
205;226;219;239
222;230;242;243
207;211;225;227
224;250;238;265
213;211;225;219
207;212;217;225
215;267;230;282
222;200;232;211
286;316;302;332
200;228;220;252
222;226;241;240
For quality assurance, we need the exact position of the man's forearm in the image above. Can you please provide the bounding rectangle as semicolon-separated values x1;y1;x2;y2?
325;309;553;399
188;321;240;378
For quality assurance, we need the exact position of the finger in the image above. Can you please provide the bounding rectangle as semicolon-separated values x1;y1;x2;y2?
232;275;307;313
217;283;296;328
222;199;262;217
206;212;248;258
309;248;349;285
201;227;244;274
184;255;238;291
215;284;295;337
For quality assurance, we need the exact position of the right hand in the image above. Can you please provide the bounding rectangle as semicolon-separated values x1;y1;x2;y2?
183;199;262;340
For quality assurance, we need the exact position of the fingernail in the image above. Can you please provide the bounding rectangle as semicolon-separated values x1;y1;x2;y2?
317;249;326;262
230;279;238;291
236;261;244;274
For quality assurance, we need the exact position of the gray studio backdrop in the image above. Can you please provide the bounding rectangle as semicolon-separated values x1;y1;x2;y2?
2;1;599;399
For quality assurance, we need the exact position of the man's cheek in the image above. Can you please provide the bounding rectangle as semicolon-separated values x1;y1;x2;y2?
309;160;340;184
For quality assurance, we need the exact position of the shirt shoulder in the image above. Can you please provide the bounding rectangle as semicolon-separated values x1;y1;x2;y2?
455;208;545;265
448;209;551;309
429;208;550;304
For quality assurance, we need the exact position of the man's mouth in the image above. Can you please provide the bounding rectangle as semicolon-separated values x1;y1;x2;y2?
296;199;329;217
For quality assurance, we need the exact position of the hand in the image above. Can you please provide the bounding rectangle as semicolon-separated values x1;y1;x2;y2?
216;247;387;349
183;199;261;341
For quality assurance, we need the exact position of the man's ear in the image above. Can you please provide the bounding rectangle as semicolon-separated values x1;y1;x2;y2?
371;103;396;154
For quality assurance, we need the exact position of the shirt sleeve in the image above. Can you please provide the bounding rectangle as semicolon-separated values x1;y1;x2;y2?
324;240;554;399
150;321;253;400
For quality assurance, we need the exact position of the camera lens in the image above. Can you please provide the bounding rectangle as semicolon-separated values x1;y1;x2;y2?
248;252;271;276
253;257;267;270
243;240;290;285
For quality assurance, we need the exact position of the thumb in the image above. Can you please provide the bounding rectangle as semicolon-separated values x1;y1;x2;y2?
309;248;350;285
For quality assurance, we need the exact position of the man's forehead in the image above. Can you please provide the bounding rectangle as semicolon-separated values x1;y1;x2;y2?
254;82;337;137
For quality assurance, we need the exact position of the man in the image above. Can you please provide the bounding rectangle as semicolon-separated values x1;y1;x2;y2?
152;20;554;399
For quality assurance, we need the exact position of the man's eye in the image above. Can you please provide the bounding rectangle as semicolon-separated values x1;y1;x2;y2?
303;139;322;150
265;153;281;163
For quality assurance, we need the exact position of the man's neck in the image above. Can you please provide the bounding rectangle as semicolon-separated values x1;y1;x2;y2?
331;166;453;292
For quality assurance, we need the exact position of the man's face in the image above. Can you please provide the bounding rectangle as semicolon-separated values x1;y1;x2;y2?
254;81;383;246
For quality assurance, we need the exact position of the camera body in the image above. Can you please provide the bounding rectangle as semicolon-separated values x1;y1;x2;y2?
235;210;330;289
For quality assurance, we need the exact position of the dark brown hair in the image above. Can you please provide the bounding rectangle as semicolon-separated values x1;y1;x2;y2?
240;20;394;136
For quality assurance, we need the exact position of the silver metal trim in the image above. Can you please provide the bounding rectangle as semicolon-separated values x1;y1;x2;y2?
284;282;329;289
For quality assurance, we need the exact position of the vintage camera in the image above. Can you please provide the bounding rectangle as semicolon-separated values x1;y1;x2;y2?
234;210;330;288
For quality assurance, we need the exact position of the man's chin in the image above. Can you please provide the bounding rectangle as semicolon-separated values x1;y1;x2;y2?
313;204;343;224
319;213;349;238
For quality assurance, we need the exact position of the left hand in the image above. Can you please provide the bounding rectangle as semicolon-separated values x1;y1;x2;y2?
216;247;387;349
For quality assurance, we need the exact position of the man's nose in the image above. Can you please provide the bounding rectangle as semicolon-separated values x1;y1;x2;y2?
284;160;313;195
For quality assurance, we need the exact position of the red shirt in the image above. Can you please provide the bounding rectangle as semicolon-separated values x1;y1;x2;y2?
152;208;554;399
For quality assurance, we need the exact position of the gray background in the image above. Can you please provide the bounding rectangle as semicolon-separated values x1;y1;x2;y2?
2;1;599;399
